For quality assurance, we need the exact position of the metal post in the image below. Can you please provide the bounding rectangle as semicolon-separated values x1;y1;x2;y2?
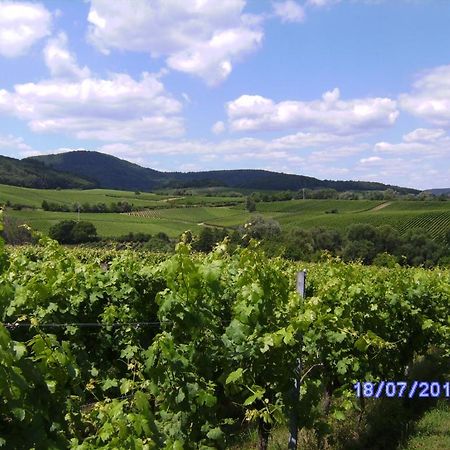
288;270;306;450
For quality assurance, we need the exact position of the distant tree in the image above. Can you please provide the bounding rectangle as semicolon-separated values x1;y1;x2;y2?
383;188;397;200
49;220;97;244
376;225;401;254
399;229;441;267
246;196;256;212
190;227;229;253
310;227;343;253
343;239;377;264
283;228;314;261
243;215;281;240
347;224;379;243
71;221;98;243
49;220;77;244
42;200;49;210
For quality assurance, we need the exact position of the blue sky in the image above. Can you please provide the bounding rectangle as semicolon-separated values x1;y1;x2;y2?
0;0;449;189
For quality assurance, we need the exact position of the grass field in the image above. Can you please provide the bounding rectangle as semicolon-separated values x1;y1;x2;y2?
2;185;449;240
0;184;243;208
8;210;203;237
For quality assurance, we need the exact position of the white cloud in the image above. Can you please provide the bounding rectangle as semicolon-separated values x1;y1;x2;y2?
86;0;263;85
212;121;226;134
0;72;184;141
374;128;450;158
271;131;353;148
273;1;305;23
0;1;52;57
360;156;382;164
307;0;341;7
43;32;91;80
399;65;450;126
226;88;399;135
0;133;32;153
403;128;446;143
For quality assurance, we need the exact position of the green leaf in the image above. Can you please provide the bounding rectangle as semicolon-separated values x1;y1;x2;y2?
206;427;223;440
13;342;27;359
225;368;244;385
12;408;25;421
46;380;57;394
176;389;185;404
120;379;132;394
102;378;118;391
333;410;346;421
354;337;369;352
336;360;348;375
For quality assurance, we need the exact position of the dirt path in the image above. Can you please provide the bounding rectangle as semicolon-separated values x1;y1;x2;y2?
370;201;393;212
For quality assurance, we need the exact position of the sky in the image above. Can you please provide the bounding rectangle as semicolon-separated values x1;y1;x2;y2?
0;0;449;190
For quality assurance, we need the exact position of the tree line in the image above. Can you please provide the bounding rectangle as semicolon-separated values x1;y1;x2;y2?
2;213;449;267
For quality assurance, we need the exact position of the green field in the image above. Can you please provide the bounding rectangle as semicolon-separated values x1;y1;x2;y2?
2;184;450;240
0;184;244;209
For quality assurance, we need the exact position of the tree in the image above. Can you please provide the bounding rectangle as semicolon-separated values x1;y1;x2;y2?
343;239;377;264
246;197;256;212
72;221;98;243
376;225;401;255
193;227;226;252
283;228;314;260
399;229;441;267
49;220;97;244
49;220;77;244
310;227;343;253
243;216;281;240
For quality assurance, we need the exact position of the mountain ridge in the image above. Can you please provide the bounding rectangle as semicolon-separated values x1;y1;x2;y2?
16;150;419;193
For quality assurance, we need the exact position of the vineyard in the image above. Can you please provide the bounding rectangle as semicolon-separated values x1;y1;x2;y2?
397;211;450;241
0;226;449;448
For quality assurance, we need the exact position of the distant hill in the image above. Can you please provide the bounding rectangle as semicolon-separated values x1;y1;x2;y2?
424;188;450;196
27;151;167;191
24;150;419;193
0;155;95;189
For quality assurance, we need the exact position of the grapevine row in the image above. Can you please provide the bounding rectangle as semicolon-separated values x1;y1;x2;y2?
0;233;448;448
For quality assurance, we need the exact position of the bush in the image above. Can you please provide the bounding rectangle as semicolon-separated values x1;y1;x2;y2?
49;220;98;244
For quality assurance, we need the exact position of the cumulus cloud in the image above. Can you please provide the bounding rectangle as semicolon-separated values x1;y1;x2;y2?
399;65;450;126
86;0;263;85
226;88;399;135
0;133;32;153
212;121;226;134
403;127;446;143
273;1;305;23
43;32;91;80
375;128;450;158
0;1;52;57
360;156;382;164
0;72;184;141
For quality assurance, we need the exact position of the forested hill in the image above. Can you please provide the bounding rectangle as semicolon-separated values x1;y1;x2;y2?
0;155;95;189
26;151;167;191
22;150;418;193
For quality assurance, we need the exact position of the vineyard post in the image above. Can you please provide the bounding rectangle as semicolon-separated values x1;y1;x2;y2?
288;270;306;450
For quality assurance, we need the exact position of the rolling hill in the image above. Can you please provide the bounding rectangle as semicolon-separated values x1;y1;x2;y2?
25;150;419;193
0;155;95;189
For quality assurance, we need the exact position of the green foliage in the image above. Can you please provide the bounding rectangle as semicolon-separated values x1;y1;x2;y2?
0;231;448;448
245;196;256;212
49;220;98;244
